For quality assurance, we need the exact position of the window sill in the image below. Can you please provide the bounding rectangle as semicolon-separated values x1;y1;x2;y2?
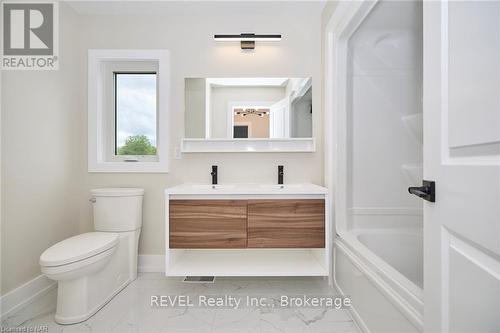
88;161;169;173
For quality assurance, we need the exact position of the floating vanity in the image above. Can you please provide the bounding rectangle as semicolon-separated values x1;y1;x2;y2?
164;183;330;277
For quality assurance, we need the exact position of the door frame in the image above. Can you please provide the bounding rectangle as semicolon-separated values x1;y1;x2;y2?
269;96;291;139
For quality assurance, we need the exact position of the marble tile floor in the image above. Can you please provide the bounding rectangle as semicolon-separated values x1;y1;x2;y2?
1;273;360;333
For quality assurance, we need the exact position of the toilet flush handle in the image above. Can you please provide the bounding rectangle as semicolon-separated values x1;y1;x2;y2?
89;197;96;203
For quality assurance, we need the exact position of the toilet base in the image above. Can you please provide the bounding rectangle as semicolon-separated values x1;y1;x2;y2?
53;230;140;325
55;279;129;325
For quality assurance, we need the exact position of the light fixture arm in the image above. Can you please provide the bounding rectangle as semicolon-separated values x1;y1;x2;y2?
213;33;282;50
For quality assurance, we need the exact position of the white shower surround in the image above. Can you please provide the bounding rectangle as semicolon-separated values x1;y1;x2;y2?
324;1;423;332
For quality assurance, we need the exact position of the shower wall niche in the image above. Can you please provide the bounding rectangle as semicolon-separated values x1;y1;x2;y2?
347;1;423;231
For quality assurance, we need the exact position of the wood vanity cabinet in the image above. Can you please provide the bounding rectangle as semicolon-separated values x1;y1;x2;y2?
247;200;325;248
169;199;325;249
169;200;248;248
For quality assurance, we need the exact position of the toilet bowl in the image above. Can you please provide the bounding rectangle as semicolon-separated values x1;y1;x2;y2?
39;188;144;324
40;232;118;280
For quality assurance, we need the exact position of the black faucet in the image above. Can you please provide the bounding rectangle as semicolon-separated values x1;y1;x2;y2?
211;165;218;185
278;165;284;185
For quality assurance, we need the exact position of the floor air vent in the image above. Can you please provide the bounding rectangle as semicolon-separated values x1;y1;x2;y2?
182;276;216;283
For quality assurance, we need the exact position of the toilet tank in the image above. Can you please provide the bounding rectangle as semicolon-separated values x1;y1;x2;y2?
91;188;144;232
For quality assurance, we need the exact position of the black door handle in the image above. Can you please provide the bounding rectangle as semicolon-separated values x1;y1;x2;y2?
408;180;435;202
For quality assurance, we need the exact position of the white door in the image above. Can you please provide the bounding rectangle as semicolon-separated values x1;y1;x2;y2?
269;97;290;138
423;2;500;332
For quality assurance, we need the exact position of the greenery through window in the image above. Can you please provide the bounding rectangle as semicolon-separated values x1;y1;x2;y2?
115;72;157;155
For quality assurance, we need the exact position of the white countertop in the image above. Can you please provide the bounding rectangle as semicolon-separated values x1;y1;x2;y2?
165;183;328;195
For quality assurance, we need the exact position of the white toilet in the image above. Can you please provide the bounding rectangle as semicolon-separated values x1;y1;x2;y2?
39;188;144;325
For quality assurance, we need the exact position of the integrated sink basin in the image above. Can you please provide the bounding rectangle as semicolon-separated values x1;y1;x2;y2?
190;184;237;190
259;184;304;190
165;183;328;195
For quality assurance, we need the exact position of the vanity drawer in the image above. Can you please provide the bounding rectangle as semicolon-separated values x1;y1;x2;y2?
247;199;325;248
169;200;247;248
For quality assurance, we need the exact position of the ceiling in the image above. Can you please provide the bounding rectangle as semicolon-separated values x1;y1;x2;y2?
65;1;326;17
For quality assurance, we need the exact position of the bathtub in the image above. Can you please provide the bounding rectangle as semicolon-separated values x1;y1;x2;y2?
356;229;423;289
334;229;423;333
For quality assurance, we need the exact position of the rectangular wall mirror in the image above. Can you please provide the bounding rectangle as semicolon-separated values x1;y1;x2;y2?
185;78;313;142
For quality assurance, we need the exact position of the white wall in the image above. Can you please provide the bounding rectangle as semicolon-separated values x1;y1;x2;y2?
184;78;206;138
1;3;85;294
347;1;423;230
75;1;324;255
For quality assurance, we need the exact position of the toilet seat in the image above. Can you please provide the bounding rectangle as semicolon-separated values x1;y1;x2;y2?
40;232;119;267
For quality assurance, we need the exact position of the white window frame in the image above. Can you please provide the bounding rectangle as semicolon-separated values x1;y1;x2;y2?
88;49;170;173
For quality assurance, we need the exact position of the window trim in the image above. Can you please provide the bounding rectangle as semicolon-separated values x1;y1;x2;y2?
88;49;170;173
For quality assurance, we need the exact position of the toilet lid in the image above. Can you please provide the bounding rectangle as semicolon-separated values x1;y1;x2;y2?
91;188;144;197
40;232;119;267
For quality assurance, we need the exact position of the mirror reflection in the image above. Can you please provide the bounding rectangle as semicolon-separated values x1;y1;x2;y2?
185;77;312;139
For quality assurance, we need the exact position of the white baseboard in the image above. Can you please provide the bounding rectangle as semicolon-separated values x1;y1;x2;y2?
0;274;56;321
138;255;164;273
0;256;164;320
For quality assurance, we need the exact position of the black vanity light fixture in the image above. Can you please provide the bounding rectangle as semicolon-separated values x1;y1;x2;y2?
213;33;282;50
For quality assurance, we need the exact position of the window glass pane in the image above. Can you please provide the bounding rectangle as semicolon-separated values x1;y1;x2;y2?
115;73;157;155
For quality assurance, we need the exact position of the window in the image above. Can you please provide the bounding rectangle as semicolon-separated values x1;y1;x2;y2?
88;49;169;172
114;72;157;159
